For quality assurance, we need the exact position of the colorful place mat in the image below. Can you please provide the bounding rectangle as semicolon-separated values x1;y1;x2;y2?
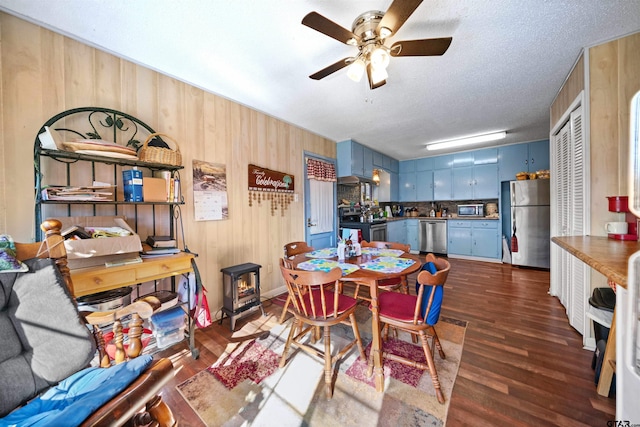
359;256;416;274
361;247;404;257
305;248;337;258
296;259;359;276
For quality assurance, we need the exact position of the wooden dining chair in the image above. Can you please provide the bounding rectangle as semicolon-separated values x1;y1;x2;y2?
279;259;365;398
279;241;315;323
355;240;411;300
368;253;450;404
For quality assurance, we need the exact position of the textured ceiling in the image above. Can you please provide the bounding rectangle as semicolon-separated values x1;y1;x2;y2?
1;0;639;160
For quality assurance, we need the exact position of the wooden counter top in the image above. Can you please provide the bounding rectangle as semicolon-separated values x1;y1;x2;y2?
551;235;640;288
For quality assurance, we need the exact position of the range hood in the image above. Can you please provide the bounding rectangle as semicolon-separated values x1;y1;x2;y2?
337;175;375;186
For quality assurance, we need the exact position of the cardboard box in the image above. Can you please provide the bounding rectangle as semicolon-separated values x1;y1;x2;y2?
143;177;167;202
58;216;142;269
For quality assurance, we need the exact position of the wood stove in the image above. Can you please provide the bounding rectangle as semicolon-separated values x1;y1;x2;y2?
220;263;264;330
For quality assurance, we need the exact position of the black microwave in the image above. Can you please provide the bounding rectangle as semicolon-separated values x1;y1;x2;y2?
457;204;484;217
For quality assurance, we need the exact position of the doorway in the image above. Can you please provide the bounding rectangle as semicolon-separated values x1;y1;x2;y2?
304;153;337;249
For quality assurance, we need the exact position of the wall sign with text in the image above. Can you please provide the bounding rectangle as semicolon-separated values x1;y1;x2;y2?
248;164;294;216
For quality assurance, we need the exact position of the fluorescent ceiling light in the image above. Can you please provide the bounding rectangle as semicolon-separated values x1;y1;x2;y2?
426;131;507;151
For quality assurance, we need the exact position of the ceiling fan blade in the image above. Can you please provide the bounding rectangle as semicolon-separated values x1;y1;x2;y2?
390;37;452;57
309;58;352;80
377;0;423;36
302;12;359;45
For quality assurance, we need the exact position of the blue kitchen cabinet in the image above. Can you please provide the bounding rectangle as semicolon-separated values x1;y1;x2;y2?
473;163;499;199
351;141;365;176
399;160;432;202
336;140;374;179
415;157;434;171
472;148;498;164
528;140;549;171
453;152;474;168
399;172;417;201
433;154;454;169
448;219;500;259
498;143;528;181
389;172;399;201
498;140;549;181
387;220;406;244
416;170;434;201
399;160;415;174
363;146;374;178
406;219;419;252
388;157;399;173
452;166;474;200
373;150;384;167
433;168;452;200
447;220;472;255
452;164;498;200
471;220;500;258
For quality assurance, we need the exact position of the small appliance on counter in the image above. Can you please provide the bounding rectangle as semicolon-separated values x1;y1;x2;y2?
605;196;638;240
457;204;484;217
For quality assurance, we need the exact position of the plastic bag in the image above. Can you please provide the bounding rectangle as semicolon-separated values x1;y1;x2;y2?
178;272;196;310
191;285;212;328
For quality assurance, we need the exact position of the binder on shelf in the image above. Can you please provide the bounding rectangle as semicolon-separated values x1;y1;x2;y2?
122;168;143;202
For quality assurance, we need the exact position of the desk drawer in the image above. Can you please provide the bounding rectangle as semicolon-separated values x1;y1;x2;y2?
136;256;192;281
72;269;137;297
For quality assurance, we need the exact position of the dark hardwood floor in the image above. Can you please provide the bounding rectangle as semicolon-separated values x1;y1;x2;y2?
156;256;615;426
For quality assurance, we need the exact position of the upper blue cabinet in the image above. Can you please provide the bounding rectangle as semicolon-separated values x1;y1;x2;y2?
498;140;549;181
337;140;372;178
337;139;398;178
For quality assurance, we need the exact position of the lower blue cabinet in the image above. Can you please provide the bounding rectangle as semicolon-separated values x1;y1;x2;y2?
448;220;500;259
406;219;419;252
387;220;406;245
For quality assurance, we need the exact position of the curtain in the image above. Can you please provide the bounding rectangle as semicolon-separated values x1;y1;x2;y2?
309;179;333;234
306;158;336;182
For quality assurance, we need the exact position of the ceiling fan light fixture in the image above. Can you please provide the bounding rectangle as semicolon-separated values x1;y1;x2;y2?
379;26;392;39
347;58;366;82
426;131;507;151
370;46;390;69
369;64;388;85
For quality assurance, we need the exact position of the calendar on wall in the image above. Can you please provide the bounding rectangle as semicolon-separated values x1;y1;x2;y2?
192;159;228;221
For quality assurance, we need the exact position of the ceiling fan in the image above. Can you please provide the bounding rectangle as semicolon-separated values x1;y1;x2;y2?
302;0;452;90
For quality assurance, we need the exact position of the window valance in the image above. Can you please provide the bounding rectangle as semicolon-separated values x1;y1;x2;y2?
306;158;336;182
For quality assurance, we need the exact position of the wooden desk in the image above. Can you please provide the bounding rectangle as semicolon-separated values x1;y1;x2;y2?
70;252;195;298
551;235;640;396
289;252;422;392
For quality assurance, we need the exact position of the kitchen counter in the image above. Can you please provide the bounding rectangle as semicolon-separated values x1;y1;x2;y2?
383;216;499;221
551;235;640;397
551;235;640;289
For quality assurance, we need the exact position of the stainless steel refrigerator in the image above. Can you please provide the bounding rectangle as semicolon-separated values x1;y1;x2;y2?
510;179;550;268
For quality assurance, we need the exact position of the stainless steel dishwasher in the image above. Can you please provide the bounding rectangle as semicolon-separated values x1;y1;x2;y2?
419;219;447;254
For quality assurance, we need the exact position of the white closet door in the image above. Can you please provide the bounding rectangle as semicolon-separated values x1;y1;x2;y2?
550;101;589;338
568;105;589;336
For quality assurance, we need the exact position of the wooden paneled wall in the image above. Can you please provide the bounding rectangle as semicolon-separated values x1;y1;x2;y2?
550;54;585;127
589;32;640;232
0;13;335;309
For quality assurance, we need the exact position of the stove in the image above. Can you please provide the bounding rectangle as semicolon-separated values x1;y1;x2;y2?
339;207;387;242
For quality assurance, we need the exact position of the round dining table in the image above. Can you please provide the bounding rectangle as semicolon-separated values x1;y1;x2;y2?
288;249;422;392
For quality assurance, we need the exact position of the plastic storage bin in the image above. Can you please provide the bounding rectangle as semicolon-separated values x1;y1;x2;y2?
150;306;185;349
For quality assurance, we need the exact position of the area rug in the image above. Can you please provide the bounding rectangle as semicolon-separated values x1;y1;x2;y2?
176;304;466;427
